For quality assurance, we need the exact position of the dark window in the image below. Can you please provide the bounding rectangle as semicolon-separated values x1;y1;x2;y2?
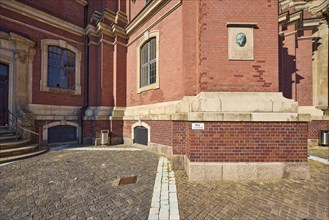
140;38;156;88
48;46;75;90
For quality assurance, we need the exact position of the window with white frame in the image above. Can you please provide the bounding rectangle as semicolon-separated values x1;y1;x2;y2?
140;38;156;88
137;31;159;93
40;39;81;95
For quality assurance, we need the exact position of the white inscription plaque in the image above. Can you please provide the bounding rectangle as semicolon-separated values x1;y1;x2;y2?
192;123;204;130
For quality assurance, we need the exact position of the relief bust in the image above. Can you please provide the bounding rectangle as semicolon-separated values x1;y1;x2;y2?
236;33;247;47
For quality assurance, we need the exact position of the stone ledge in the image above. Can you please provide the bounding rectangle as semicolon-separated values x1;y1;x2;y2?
122;92;313;122
184;156;310;181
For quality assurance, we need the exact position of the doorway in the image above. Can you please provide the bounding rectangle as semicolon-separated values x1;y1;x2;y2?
0;63;9;126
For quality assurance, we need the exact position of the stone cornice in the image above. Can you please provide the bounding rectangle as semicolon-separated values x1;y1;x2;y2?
86;22;127;40
0;15;83;45
226;22;258;28
279;9;321;31
116;11;128;25
10;32;36;47
103;9;116;23
0;31;36;47
73;0;88;6
0;0;85;37
126;0;170;35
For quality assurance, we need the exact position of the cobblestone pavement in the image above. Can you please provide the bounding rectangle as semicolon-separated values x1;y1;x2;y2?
0;147;159;220
308;146;329;160
176;160;329;220
2;145;329;220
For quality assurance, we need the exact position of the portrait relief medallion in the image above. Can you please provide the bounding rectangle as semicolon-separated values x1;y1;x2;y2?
236;33;247;47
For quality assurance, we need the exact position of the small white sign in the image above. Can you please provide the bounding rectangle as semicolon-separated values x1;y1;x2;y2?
192;123;204;130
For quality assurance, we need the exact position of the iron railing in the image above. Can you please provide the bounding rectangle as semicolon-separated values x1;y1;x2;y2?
8;110;42;149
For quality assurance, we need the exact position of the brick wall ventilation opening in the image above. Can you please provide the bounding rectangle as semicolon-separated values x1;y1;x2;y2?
134;126;148;145
48;125;77;144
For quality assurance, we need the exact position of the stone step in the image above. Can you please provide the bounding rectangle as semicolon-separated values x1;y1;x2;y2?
0;147;48;164
0;144;38;157
0;140;30;150
0;135;19;143
0;130;16;136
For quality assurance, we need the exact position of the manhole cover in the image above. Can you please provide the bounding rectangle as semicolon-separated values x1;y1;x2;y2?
118;176;137;185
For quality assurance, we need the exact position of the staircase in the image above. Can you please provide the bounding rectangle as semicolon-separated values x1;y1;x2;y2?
0;126;48;164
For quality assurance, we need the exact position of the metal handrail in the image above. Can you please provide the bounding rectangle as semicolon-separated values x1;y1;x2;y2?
8;110;42;149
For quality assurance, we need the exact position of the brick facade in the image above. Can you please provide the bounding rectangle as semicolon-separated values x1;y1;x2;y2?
125;120;308;162
0;5;85;107
308;120;329;139
195;0;279;93
185;122;308;163
2;0;327;181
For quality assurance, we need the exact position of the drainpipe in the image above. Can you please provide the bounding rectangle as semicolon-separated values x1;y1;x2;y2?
80;3;90;144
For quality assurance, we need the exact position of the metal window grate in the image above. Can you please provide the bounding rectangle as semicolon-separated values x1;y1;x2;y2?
140;38;156;88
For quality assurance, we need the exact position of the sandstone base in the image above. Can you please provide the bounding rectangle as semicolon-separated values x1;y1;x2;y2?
184;155;310;181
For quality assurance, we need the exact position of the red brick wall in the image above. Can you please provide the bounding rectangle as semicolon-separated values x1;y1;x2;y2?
111;120;124;138
1;6;85;107
308;120;329;139
147;121;173;146
128;0;148;22
182;1;198;96
280;25;296;100
123;120;173;146
123;120;308;163
19;0;85;27
196;0;279;92
113;38;128;107
296;31;313;106
127;1;279;108
280;14;314;106
172;121;189;155
83;120;110;138
126;1;183;107
88;40;100;106
185;122;308;163
123;120;134;139
100;40;114;106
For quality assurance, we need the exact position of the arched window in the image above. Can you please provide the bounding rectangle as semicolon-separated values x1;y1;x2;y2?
41;39;81;95
136;31;159;93
48;46;75;90
140;38;156;88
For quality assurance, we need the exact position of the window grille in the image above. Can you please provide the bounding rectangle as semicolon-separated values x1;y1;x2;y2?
140;38;156;88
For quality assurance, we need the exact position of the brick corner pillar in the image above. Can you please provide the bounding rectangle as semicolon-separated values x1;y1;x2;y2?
113;35;127;107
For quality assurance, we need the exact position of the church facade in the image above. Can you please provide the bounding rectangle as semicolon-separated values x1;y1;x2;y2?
0;0;328;181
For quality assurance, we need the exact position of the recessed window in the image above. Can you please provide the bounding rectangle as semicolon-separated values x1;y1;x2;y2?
40;39;81;95
136;31;159;93
48;46;75;90
140;38;156;88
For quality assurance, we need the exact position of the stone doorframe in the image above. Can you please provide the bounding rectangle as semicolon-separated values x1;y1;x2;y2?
0;31;36;123
131;121;151;145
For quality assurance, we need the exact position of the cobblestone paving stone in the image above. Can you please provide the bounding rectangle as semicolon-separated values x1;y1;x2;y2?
176;160;329;220
0;147;159;220
308;146;329;160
